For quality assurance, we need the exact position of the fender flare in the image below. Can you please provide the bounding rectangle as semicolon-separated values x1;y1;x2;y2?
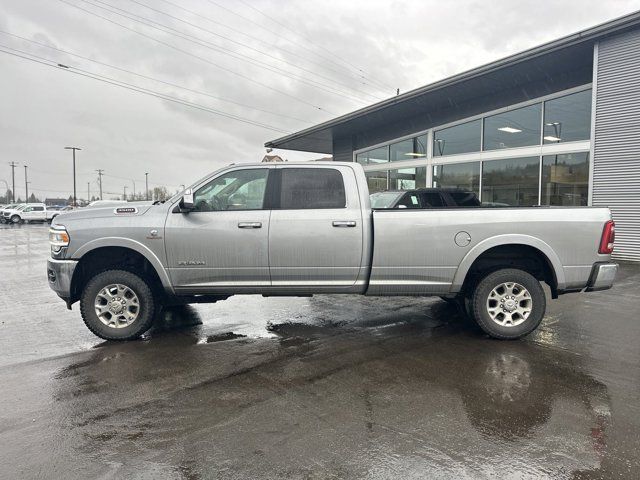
73;237;173;291
450;234;566;292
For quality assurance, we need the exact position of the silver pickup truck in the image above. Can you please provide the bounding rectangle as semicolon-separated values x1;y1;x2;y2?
47;162;618;341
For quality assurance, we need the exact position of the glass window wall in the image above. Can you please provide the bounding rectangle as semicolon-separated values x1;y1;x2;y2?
432;161;480;197
543;89;592;144
433;119;481;156
365;170;388;193
541;152;589;206
389;167;426;190
356;146;389;166
481;156;540;206
390;136;427;162
483;103;542;150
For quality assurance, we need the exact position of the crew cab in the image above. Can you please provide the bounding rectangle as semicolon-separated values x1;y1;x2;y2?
47;162;618;341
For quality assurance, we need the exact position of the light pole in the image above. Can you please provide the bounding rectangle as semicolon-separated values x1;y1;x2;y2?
9;162;17;202
64;147;81;206
123;185;127;201
87;182;90;203
131;180;136;200
145;172;149;201
24;165;29;201
96;169;104;200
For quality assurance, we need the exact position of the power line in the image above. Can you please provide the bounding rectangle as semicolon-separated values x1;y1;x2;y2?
155;0;389;95
123;0;384;101
0;30;311;125
59;0;343;112
205;0;394;92
0;45;292;134
77;0;375;104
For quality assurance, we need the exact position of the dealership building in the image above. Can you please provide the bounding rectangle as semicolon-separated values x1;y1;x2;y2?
266;12;640;262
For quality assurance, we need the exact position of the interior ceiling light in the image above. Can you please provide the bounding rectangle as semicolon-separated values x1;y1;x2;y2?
544;135;562;142
498;127;522;133
404;153;427;157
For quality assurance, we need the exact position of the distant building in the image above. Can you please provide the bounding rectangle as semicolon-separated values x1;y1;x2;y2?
45;198;68;206
261;154;285;163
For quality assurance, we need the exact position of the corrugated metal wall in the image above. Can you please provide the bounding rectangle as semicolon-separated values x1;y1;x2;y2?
593;30;640;261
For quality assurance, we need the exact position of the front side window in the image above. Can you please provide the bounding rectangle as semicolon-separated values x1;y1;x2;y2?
193;168;269;211
482;156;540;206
484;103;542;150
280;168;346;209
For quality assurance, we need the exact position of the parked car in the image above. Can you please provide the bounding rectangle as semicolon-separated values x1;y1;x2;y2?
47;162;617;341
48;205;76;222
371;188;481;209
3;203;53;223
0;204;24;223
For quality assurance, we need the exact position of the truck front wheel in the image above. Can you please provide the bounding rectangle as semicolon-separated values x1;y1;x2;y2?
80;269;156;340
471;268;546;340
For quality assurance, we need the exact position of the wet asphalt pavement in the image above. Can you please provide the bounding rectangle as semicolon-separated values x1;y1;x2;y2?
0;223;639;479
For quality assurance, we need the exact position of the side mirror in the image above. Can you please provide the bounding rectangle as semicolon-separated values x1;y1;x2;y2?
180;188;194;211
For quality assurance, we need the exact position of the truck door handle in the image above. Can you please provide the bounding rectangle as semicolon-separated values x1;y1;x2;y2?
238;222;262;229
332;221;356;227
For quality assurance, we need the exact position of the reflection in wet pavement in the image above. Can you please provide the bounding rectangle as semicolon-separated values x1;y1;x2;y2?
1;223;639;479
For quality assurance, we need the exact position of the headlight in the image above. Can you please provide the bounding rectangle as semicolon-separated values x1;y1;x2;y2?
49;226;70;250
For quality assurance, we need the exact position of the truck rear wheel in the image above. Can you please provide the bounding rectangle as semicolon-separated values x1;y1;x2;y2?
80;269;156;340
471;268;546;340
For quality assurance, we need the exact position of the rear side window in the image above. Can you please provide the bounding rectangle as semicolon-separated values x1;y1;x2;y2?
448;191;481;207
421;192;445;208
34;206;45;211
279;168;346;209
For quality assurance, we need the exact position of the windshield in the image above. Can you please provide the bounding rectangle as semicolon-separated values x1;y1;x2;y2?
370;192;403;209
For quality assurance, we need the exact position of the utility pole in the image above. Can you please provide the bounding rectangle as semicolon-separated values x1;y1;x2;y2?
9;161;17;202
96;169;104;200
145;172;149;201
123;185;127;201
64;147;81;206
24;165;28;201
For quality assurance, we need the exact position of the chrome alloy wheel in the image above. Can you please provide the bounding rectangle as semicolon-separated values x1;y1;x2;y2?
486;282;532;327
94;283;140;328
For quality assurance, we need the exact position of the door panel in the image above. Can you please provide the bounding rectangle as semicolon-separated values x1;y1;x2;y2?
165;210;270;290
268;166;363;288
164;167;271;292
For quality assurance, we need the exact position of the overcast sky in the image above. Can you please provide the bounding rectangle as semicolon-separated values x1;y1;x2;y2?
1;0;639;200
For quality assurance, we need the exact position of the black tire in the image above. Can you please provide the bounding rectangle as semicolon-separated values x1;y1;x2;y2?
10;215;22;224
80;269;156;340
471;268;546;340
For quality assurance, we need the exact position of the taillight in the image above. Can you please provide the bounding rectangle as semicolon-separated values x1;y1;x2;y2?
599;220;615;254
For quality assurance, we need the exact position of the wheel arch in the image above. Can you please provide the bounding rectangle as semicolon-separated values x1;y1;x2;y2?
69;239;172;304
451;235;566;295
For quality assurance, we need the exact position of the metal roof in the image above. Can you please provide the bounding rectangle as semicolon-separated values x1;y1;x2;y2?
265;10;640;154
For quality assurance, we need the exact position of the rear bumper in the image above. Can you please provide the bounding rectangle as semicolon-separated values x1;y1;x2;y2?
47;258;77;300
586;262;618;292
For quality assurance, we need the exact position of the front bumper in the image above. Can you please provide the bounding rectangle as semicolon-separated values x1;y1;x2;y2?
586;262;618;292
47;258;78;300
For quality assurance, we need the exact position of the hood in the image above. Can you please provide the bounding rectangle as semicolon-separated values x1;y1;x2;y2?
53;203;155;223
